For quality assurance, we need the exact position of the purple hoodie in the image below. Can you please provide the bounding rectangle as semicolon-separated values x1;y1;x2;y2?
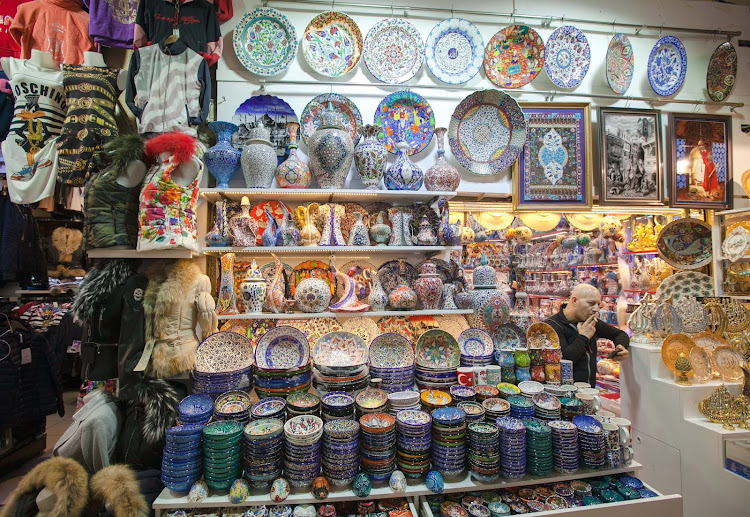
83;0;138;48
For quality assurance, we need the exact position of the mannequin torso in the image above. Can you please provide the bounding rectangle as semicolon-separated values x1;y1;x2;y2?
82;51;127;90
1;49;57;79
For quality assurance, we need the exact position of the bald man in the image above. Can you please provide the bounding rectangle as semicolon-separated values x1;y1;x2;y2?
544;284;630;387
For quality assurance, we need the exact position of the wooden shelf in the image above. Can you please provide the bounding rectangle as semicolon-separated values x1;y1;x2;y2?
202;246;462;255
200;188;455;204
87;248;196;259
217;309;473;320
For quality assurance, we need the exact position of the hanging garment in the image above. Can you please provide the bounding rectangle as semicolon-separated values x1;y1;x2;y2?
0;0;30;59
83;0;139;49
0;189;24;284
0;71;15;141
56;65;120;186
16;204;49;289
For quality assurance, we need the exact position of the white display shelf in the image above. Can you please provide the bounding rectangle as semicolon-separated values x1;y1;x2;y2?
86;248;196;259
200;188;455;204
217;309;473;320
202;246;461;255
685;418;750;438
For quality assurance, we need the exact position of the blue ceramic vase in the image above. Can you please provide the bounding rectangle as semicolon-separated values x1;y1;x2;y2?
205;122;241;188
385;141;423;191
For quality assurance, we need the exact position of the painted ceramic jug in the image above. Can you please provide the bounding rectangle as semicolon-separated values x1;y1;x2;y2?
230;196;259;247
318;203;346;246
385;141;423;191
414;262;443;310
442;283;458;310
280;203;300;246
262;206;284;247
308;107;354;189
240;259;267;313
297;204;321;246
368;274;388;311
389;259;418;310
388;207;413;246
205;121;241;188
216;252;238;315
276;122;311;189
347;212;370;246
414;215;437;246
437;198;461;246
425;127;460;191
205;200;231;246
354;124;387;189
241;122;276;188
369;211;391;246
266;254;292;314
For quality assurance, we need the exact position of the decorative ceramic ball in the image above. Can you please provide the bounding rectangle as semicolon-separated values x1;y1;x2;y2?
187;480;208;503
270;477;290;502
514;226;532;244
561;234;578;249
505;228;515;240
576;233;591;246
317;504;336;517
598;216;623;238
352;472;372;497
425;471;444;494
389;470;407;492
229;478;251;504
312;475;330;500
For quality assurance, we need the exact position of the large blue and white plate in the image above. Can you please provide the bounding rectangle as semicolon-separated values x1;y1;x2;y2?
364;18;424;84
424;18;484;84
544;25;590;89
233;7;297;76
647;35;687;96
254;326;309;370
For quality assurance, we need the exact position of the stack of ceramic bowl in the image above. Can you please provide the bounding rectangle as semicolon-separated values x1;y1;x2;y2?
474;385;500;403
559;397;584;420
573;415;606;469
431;407;467;477
395;409;432;479
496;416;526;479
415;330;461;390
314;364;370;394
549;420;579;473
458;329;495;367
194;332;254;398
359;412;397;481
254;362;312;399
243;418;284;488
250;396;286;423
355;388;389;418
518;380;545;399
178;394;213;425
506;394;535;419
457;401;485;423
523;419;553;476
450;385;476;403
420;389;452;413
388;390;421;416
286;392;321;419
322;419;360;486
321;391;355;421
496;383;521;399
482;398;511;422
369;333;416;393
313;332;370;394
441;502;467;517
487;502;511;517
254;326;311;399
284;415;324;488
162;424;204;492
212;391;250;427
203;421;243;490
467;421;500;482
532;393;562;421
544;384;570;398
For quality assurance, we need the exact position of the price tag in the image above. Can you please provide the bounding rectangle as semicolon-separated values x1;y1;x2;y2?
21;348;31;364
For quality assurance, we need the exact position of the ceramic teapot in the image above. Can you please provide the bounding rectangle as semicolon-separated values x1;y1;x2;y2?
413;215;437;246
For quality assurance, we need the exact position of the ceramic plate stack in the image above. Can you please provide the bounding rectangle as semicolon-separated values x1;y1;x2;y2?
214;390;252;426
284;415;324;488
518;380;545;398
431;407;467;477
286;392;321;419
559;397;584;420
573;415;606;470
388;390;421;416
254;362;312;399
468;421;500;482
496;416;526;479
395;409;432;478
475;385;500;403
194;332;254;398
369;333;416;393
549;420;579;473
523;419;553;477
162;424;204;492
243;418;284;488
482;398;511;422
178;394;213;425
313;332;370;394
314;364;370;394
532;393;562;421
254;326;311;399
322;419;360;486
321;391;356;421
458;329;495;367
250;396;286;423
496;383;521;398
355;388;389;418
457;401;485;423
450;385;476;403
420;389;452;412
203;421;243;491
505;395;534;419
415;330;460;389
359;412;398;481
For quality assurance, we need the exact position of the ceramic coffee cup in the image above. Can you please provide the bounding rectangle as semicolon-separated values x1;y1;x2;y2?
620;444;633;465
606;447;622;469
595;410;615;422
610;417;632;446
472;366;487;386
602;423;621;451
575;393;601;415
457;367;474;387
485;365;502;386
574;382;592;389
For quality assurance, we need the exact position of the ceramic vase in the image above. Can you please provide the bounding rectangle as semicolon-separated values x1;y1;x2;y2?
205;201;231;247
329;267;370;312
389;259;418;310
216;252;238;315
454;287;473;309
424;127;460;192
369;211;391;246
354;124;387;189
241;122;276;188
276;122;311;189
414;262;443;310
230;196;259;247
205;121;241;188
388;208;413;246
295;277;332;313
297;204;321;246
414;215;437;246
262;206;283;247
347;212;370;246
308;107;353;189
385;141;423;191
240;259;267;314
437;199;462;246
368;275;388;311
442;283;458;310
318;203;346;246
280;203;299;246
266;254;291;314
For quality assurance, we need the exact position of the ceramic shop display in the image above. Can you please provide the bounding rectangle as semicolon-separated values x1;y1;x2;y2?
606;33;634;95
414;262;443;310
241;122;276;188
300;93;362;146
707;41;737;101
483;25;545;89
647;35;687;96
544;25;590;89
424;18;484;84
275;122;311;188
374;91;435;155
205;201;231;247
230;196;259;247
240;260;267;314
354;124;387;189
205;122;241;188
385;142;424;191
363;17;424;84
295;277;333;313
307;107;354;189
233;7;297;76
301;11;363;77
425;127;460;192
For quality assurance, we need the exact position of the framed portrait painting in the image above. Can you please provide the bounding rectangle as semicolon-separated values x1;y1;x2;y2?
668;113;733;210
599;108;663;206
513;103;593;211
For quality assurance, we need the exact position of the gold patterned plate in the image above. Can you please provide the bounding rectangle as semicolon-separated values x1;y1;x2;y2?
689;346;712;382
692;331;729;357
661;333;696;373
526;322;559;349
711;346;746;381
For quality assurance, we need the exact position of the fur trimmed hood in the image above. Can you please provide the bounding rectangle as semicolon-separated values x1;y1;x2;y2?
135;377;179;445
87;465;149;517
72;260;138;324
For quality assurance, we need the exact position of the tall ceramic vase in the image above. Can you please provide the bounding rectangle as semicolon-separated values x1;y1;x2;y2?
368;275;388;311
385;141;423;191
425;127;460;191
354;124;387;189
308;107;354;189
205;122;241;188
276;122;311;188
414;262;443;310
241;122;276;188
205;201;231;247
216;253;238;315
388;207;413;246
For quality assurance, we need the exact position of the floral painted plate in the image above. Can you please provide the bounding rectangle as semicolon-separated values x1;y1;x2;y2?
448;90;527;176
233;7;297;76
248;200;292;246
374;91;435;155
435;314;470;339
341;316;380;343
648;35;687;96
656;218;713;270
483;25;545;89
254;326;310;370
302;11;362;77
300;93;362;146
377;316;414;340
606;33;634;95
424;18;484;84
313;331;369;367
195;331;255;373
415;329;460;369
369;332;414;368
458;328;494;357
544;25;590;89
526;322;559;349
492;323;527;350
302;317;343;350
363;18;424;84
291;260;335;298
706;41;737;102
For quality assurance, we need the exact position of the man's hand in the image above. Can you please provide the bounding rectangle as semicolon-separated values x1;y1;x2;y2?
612;345;629;361
577;315;597;339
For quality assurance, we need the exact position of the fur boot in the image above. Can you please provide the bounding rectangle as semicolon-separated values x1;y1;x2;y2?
72;260;138;324
87;465;149;517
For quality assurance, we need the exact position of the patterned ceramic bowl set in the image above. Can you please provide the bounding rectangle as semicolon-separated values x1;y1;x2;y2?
203;421;244;491
359;412;398;481
162;423;204;492
431;407;468;478
322;419;361;486
284;415;325;488
395;409;432;479
243;418;284;488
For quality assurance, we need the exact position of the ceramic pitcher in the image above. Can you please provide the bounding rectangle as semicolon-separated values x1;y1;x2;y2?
347;212;370;246
388;207;413;246
297;204;321;246
318;203;346;246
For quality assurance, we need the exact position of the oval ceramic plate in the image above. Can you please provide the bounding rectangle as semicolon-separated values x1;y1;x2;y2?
368;332;414;368
415;329;460;369
647;35;687;96
544;25;590;89
302;11;362;77
661;333;696;373
374;90;435;155
689;346;712;382
195;331;255;373
425;18;484;84
233;7;297;76
483;25;545;89
606;33;634;95
435;314;470;339
448;89;527;176
363;18;424;84
655;270;713;300
711;345;745;381
457;328;494;357
313;331;368;367
656;218;713;270
706;41;737;102
300;93;362;146
254;326;310;370
492;323;527;350
526;322;560;349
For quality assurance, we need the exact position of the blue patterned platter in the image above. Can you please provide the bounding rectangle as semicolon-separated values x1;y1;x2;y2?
425;18;484;84
369;332;415;368
254;326;309;370
492;323;527;350
178;394;214;418
233;7;297;76
195;331;255;373
544;25;590;89
374;91;435;155
364;17;424;84
573;415;603;434
432;407;466;424
648;35;687;96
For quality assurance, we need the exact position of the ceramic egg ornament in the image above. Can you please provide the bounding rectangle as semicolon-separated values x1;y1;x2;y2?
598;215;623;238
312;475;330;500
229;478;251;504
425;470;444;494
270;477;290;502
389;470;407;492
187;480;208;503
352;472;372;497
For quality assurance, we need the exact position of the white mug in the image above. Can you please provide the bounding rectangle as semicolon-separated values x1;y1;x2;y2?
575;393;601;414
574;382;592;389
610;417;632;446
595;410;615;422
473;366;487;386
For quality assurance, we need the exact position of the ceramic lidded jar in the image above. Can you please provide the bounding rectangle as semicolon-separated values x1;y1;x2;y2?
276;122;311;189
294;277;332;313
472;253;496;287
354;124;387;189
241;122;276;188
240;259;267;314
308;106;354;189
425;127;460;191
414;262;443;310
469;255;510;333
385;141;423;191
369;211;391;246
205;121;241;188
414;215;437;246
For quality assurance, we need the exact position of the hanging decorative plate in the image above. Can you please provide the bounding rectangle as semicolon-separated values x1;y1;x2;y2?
656;218;713;270
415;329;461;369
711;346;745;381
302;11;362;77
377;260;418;294
492;323;527;350
232;95;297;165
233;7;297;76
544;25;590;88
483;25;545;89
373;91;435;155
434;314;470;339
249;200;292;246
424;18;484;84
408;315;440;339
300;93;363;146
340;316;380;343
313;331;369;367
255;326;310;370
195;331;255;373
291;260;335;298
448;90;527;176
363;18;424;84
458;328;494;357
706;42;737;102
526;322;560;349
661;333;696;373
606;33;634;95
377;316;414;340
722;226;750;262
647;35;687;96
369;332;415;368
656;271;713;300
689;346;712;382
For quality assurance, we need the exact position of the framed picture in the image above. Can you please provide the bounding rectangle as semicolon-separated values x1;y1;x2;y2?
668;112;733;209
513;103;593;211
599;108;663;206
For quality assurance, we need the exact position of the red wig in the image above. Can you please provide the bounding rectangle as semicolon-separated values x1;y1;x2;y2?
145;132;198;165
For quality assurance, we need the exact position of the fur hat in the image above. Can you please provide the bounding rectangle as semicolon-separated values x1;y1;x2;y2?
87;465;149;517
144;132;198;165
